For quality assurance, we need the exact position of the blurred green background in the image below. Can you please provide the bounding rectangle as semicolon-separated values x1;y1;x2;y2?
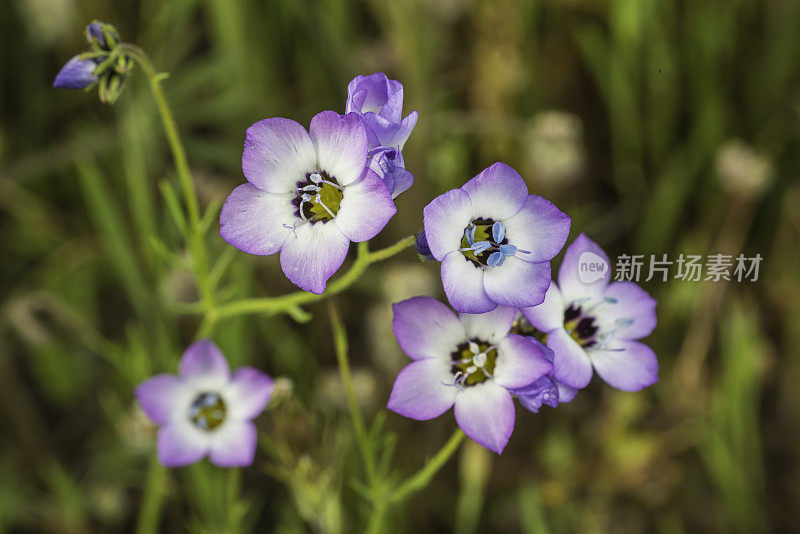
2;0;799;532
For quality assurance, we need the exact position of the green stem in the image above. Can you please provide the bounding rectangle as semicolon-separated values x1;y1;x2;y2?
329;301;377;484
213;235;416;320
392;429;466;503
135;454;167;534
366;496;389;534
226;468;242;533
117;43;215;320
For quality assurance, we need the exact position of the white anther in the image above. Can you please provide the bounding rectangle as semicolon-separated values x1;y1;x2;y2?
310;173;323;183
466;365;478;375
472;352;487;367
468;341;480;354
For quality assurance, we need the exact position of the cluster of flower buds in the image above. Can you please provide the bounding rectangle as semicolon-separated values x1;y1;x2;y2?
53;21;134;104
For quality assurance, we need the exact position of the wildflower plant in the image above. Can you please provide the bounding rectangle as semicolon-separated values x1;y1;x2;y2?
52;19;659;532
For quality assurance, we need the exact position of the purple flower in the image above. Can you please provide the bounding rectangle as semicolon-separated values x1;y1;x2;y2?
220;111;397;294
387;297;553;454
346;73;418;198
422;162;571;314
136;340;274;468
53;55;98;89
520;234;658;391
508;336;578;413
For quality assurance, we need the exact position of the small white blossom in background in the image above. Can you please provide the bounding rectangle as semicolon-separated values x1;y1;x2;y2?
715;139;773;198
318;368;378;412
116;406;157;454
17;0;77;44
525;111;585;187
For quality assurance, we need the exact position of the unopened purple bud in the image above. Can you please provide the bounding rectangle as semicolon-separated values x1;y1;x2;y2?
55;21;132;103
348;73;418;198
346;72;403;122
53;55;98;89
86;23;105;45
86;21;120;50
415;230;436;262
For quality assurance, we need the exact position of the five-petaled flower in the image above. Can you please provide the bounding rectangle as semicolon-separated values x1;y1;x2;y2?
220;111;397;294
423;162;571;314
520;234;658;392
387;297;553;454
346;73;418;198
136;340;274;467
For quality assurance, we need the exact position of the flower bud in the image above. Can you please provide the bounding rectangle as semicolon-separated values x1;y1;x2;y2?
98;71;128;104
54;21;134;104
86;21;120;51
346;73;418;198
53;55;98;89
415;230;436;262
346;72;404;123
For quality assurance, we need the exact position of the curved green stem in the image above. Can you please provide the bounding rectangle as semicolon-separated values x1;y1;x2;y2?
392;429;466;503
213;235;416;320
329;301;377;484
117;43;215;319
